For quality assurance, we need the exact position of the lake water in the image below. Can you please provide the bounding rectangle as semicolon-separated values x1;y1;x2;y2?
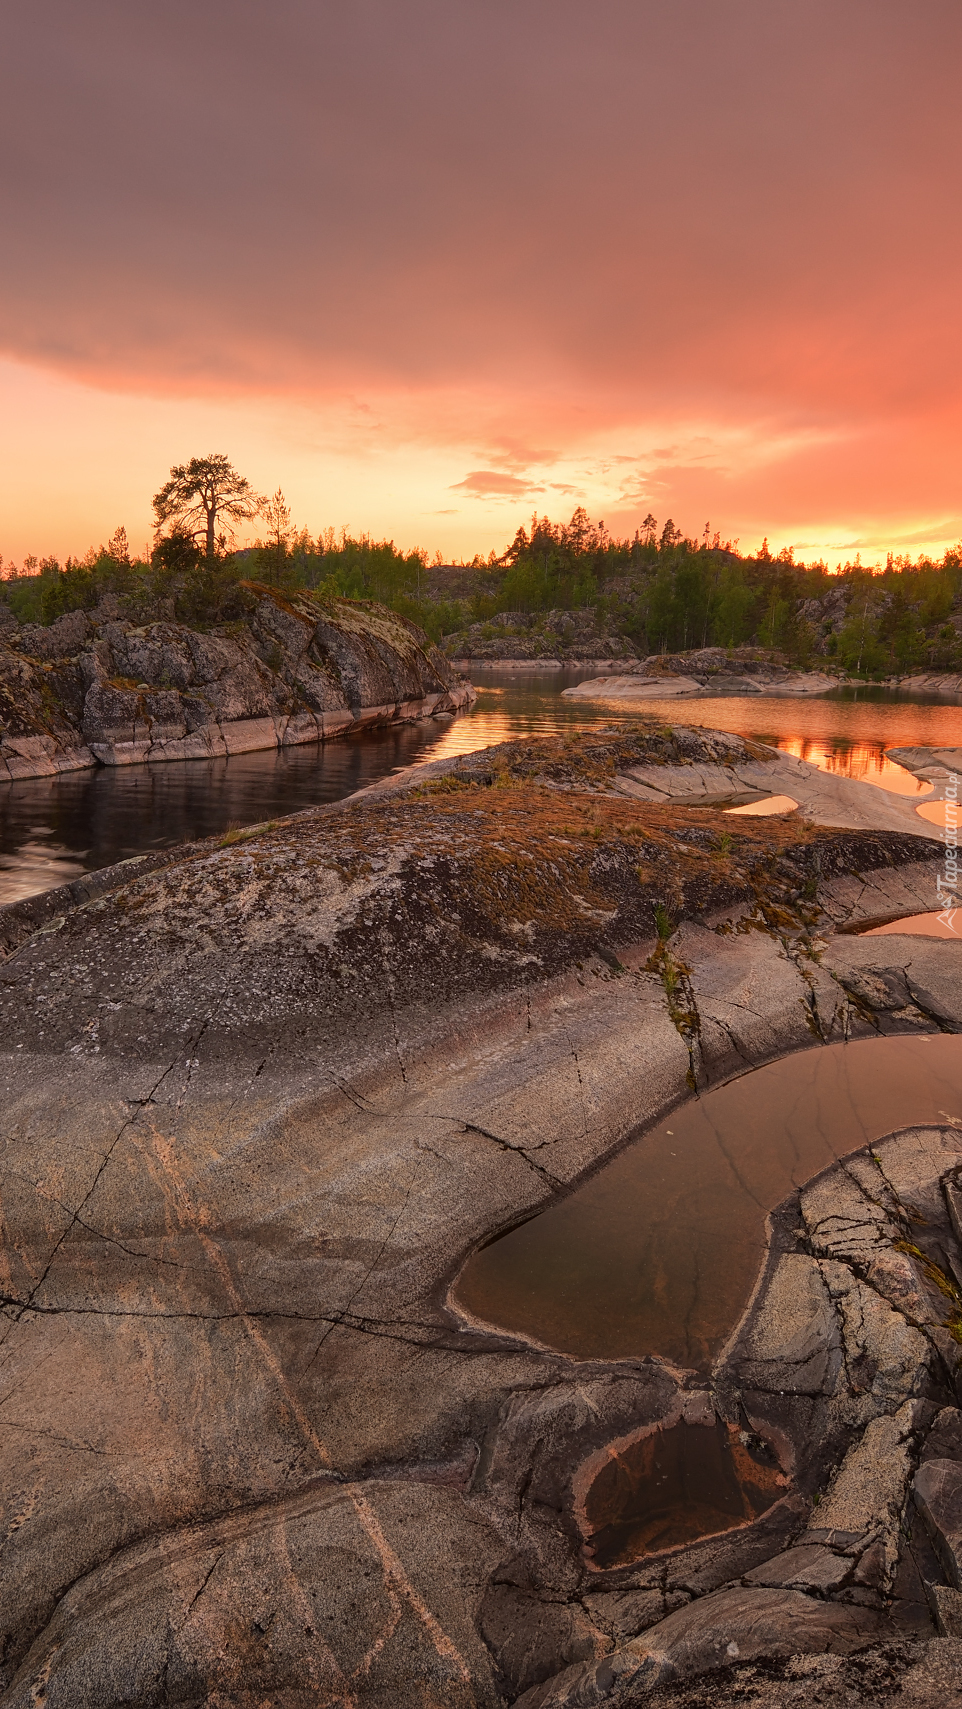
1;671;959;906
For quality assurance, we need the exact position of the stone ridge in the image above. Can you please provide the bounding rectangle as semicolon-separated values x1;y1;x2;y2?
436;721;777;788
0;716;935;965
0;757;940;1053
0;584;473;780
0;727;957;1707
430;721;940;841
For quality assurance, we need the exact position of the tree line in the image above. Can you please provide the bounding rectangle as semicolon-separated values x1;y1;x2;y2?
1;455;960;675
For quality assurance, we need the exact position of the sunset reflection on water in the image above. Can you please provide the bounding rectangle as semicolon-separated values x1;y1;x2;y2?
771;736;930;795
1;670;958;905
428;673;958;800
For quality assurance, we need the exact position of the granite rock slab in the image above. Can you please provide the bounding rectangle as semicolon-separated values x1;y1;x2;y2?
0;729;960;1704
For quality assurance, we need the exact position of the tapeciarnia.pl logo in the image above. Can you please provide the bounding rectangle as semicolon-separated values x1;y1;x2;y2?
936;772;959;932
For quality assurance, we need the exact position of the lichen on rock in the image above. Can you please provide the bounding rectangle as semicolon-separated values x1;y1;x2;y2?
0;725;960;1706
0;585;473;779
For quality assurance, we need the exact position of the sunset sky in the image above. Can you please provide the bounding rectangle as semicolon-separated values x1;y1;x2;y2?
2;0;961;569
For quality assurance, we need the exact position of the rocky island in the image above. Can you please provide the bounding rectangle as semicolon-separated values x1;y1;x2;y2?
0;586;473;782
1;722;961;1707
560;648;842;700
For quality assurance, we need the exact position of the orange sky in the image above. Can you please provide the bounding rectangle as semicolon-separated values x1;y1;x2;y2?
2;0;961;569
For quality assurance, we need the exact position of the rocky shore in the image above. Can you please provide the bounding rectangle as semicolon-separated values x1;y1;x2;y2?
886;746;962;783
0;586;473;781
563;653;840;700
889;673;962;698
0;722;960;1706
446;641;962;704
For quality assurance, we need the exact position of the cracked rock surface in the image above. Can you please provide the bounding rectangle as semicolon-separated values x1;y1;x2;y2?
0;586;473;780
0;724;960;1706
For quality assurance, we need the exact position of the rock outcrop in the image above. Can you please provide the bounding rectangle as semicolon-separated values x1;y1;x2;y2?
444;608;640;663
0;586;473;780
888;673;962;698
0;723;960;1706
886;745;962;782
563;651;841;700
415;715;940;838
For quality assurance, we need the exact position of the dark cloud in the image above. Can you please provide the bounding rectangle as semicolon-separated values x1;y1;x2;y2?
1;1;961;556
2;0;960;416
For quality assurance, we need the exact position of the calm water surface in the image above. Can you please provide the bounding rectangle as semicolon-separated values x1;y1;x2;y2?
583;1418;784;1567
454;1033;962;1371
1;672;959;905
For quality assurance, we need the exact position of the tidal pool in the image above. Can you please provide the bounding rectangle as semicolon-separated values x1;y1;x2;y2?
454;1034;962;1370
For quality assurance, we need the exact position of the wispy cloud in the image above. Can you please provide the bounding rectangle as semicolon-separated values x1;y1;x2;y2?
450;470;546;499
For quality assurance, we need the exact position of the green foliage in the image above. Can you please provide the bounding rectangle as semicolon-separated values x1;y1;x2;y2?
4;485;962;680
4;559;63;623
40;563;98;623
833;606;889;676
244;527;459;639
654;902;674;940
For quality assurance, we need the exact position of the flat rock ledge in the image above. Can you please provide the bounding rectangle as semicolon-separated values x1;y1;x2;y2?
886;745;962;783
563;669;840;702
0;722;960;1707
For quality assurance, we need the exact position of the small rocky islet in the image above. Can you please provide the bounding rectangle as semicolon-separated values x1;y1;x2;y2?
1;719;961;1706
0;584;474;782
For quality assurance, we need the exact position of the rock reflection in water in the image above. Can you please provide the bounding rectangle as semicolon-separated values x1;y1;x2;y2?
454;1035;962;1369
583;1420;785;1568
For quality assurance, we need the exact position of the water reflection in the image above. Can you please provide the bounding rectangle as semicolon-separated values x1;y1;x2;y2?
725;794;798;817
917;799;959;828
454;1034;962;1370
773;737;929;796
0;717;477;906
2;669;961;906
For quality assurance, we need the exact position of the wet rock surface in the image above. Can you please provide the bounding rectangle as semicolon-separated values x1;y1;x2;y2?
0;586;473;780
0;724;960;1705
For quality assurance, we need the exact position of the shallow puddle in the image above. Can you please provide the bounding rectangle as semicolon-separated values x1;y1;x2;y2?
724;794;798;816
917;798;960;829
862;911;962;940
582;1419;785;1568
454;1034;962;1369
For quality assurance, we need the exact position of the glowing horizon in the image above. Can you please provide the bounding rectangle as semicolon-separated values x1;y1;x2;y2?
2;2;960;574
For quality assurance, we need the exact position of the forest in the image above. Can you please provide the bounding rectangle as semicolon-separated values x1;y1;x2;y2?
2;503;961;678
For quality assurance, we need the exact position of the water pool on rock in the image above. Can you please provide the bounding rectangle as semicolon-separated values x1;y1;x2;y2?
453;1033;962;1369
860;910;962;939
581;1417;787;1568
